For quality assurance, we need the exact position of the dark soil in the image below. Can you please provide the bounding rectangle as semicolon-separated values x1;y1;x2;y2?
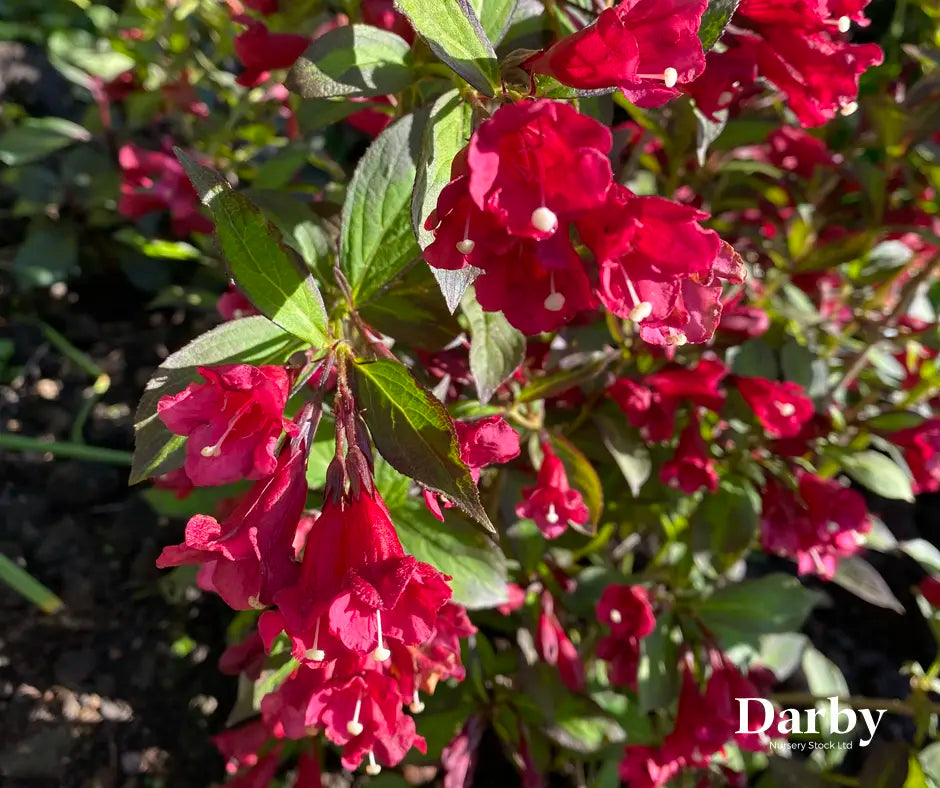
0;272;236;788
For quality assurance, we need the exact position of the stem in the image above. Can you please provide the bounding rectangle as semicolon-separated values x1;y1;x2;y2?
0;554;64;614
0;433;132;466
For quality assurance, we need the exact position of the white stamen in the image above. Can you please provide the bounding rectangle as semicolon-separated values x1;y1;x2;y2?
630;301;653;322
837;15;851;33
409;688;425;714
635;68;679;88
809;548;828;575
365;752;382;776
197;405;248;458
305;619;326;662
372;610;391;662
609;609;622;624
775;401;796;417
531;206;558;235
666;331;688;346
840;101;858;116
247;595;263;610
545;503;560;525
456;239;475;255
827;521;841;534
543;272;565;312
346;695;364;736
200;444;222;457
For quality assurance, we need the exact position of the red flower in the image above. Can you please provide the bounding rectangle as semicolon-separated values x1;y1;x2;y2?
887;420;940;494
441;715;485;788
516;441;590;538
525;0;708;107
156;410;313;607
920;576;940;608
118;144;213;237
660;414;719;494
595;584;655;689
536;592;585;693
362;0;414;43
687;0;883;127
217;286;259;321
760;473;870;578
737;377;814;438
276;487;452;662
157;364;293;486
496;583;527;615
233;19;309;87
243;0;278;14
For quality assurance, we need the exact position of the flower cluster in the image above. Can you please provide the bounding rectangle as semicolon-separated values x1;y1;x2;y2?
152;358;487;775
424;99;745;342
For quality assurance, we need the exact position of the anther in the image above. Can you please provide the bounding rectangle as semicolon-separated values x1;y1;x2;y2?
305;619;326;662
635;67;678;88
365;752;381;776
609;609;623;625
630;301;653;322
456;239;475;255
346;695;364;736
531;206;558;235
775;402;796;418
840;101;858;116
409;688;425;714
545;503;560;525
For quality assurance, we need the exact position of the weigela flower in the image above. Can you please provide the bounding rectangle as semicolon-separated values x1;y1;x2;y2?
760;473;870;578
737;377;815;439
919;576;940;608
117;144;213;237
425;416;520;521
660;414;719;494
155;408;313;608
276;485;452;662
361;0;414;43
887;420;940;494
157;364;294;487
595;584;655;689
536;592;585;693
524;0;708;107
608;358;728;442
233;19;309;87
441;715;485;788
217;286;259;321
687;0;883;127
516;441;590;539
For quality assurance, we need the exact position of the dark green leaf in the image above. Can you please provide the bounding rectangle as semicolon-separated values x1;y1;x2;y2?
412;90;479;312
698;574;823;647
731;337;779;379
637;616;679;712
286;25;413;98
831;556;905;613
840;451;915;502
594;411;651;496
550;434;603;534
0;117;90;166
463;286;525;404
866;412;926;432
395;0;499;95
698;0;741;51
12;219;78;288
517;356;611;404
691;481;760;564
341;114;421;305
131;317;302;484
176;151;329;347
353;357;494;532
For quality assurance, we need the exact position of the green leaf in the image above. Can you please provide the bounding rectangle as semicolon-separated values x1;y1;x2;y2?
549;434;603;534
840;451;915;502
866;412;926;432
691;481;760;564
637;616;679;712
12;219;78;288
462;286;525;404
381;467;508;609
412;90;479;312
0;117;90;166
286;25;413;98
731;337;779;379
0;554;64;614
919;742;940;784
353;357;494;532
175;151;329;348
469;0;519;44
395;0;499;95
698;574;823;647
760;633;808;681
341;114;421;305
831;556;905;613
517;355;611;404
131;317;302;484
698;0;742;50
594;411;651;496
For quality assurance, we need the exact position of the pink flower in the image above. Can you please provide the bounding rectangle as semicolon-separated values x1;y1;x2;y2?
217;286;259;321
276;486;452;661
595;584;654;689
233;19;309;87
156;408;314;607
660;414;719;494
525;0;708;107
117;144;213;237
157;364;293;487
737;377;815;439
687;0;883;127
361;0;414;42
760;473;870;578
536;592;585;693
496;583;527;615
516;441;590;539
887;420;940;494
441;715;485;788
